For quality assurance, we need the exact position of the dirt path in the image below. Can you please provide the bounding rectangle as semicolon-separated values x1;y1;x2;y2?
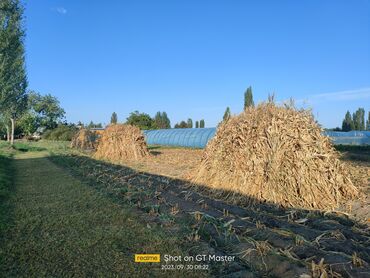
0;151;207;277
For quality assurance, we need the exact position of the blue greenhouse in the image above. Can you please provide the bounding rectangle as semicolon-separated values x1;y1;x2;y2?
323;130;370;145
143;128;216;148
143;128;370;148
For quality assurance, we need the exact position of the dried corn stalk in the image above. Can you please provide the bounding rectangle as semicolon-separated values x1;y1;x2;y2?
191;102;358;210
71;129;97;150
94;124;149;161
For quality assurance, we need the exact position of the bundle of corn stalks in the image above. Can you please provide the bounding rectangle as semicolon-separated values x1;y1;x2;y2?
191;102;358;210
71;129;98;150
94;124;149;161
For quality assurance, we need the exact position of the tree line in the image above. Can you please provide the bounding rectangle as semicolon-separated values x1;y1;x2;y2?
108;86;257;131
174;119;205;129
107;111;206;130
106;86;258;131
340;108;370;131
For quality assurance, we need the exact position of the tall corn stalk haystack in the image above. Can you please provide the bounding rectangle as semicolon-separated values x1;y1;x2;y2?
191;102;358;210
94;124;149;161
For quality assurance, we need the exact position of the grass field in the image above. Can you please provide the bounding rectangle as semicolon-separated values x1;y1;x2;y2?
0;140;369;277
0;142;209;277
0;142;15;271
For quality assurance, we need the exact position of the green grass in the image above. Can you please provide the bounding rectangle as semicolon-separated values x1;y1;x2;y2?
0;142;15;218
0;142;16;272
0;143;207;277
0;142;13;198
12;142;47;152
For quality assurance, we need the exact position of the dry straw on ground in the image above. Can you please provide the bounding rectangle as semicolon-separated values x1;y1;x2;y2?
71;129;97;150
94;124;149;161
191;102;358;210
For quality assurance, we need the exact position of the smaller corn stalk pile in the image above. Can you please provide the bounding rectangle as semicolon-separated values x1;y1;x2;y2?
71;129;98;150
191;102;358;210
94;124;149;161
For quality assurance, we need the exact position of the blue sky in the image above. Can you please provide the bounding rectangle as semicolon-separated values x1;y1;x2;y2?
24;0;370;128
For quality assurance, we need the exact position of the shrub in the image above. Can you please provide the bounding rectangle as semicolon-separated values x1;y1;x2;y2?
43;125;77;141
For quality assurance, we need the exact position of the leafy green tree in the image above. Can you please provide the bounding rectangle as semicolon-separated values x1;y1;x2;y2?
110;112;118;124
153;111;171;129
342;111;354;131
28;91;65;129
15;91;65;136
162;112;171;129
0;0;28;145
87;121;94;128
195;121;199;128
77;121;84;128
244;86;254;109
174;121;188;128
200;119;205;128
353;108;365;130
179;121;188;128
126;111;154;129
17;111;38;135
0;114;10;140
187;118;193;128
223;107;231;122
153;112;161;128
366;111;370;131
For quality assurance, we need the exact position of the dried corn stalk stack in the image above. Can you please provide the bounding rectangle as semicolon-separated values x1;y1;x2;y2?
192;102;358;210
71;129;97;150
94;124;149;161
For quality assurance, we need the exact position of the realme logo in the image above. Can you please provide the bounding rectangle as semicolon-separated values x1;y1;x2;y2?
135;254;161;263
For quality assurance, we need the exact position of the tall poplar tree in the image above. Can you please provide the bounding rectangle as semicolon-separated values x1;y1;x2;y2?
342;111;354;131
353;108;365;130
0;0;28;145
154;111;171;129
161;112;171;129
223;107;231;122
187;118;193;128
110;112;118;124
244;86;254;109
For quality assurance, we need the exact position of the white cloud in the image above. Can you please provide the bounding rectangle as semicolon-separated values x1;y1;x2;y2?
292;87;370;105
54;7;67;15
312;87;370;101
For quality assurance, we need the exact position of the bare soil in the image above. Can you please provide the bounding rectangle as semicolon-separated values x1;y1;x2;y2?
124;147;203;179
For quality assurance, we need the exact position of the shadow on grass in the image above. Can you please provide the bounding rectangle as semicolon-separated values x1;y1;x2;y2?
0;150;17;270
335;145;370;163
147;145;162;150
47;153;370;277
149;150;162;156
12;142;47;153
